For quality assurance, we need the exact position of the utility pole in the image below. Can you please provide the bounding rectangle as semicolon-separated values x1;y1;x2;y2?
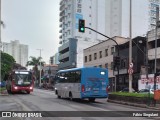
129;0;133;92
154;6;159;91
37;49;43;87
0;0;1;82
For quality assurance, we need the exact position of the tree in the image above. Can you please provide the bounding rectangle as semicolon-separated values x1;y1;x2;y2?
1;52;15;79
26;56;45;66
26;56;45;85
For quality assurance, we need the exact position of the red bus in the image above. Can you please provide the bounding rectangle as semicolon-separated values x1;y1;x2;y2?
6;70;34;94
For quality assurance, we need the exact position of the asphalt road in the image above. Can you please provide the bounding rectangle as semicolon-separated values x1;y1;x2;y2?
0;88;159;120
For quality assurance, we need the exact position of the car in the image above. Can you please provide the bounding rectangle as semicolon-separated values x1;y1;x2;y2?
120;87;135;92
138;89;154;94
0;81;6;87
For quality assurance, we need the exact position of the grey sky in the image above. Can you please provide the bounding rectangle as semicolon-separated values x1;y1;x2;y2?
1;0;60;63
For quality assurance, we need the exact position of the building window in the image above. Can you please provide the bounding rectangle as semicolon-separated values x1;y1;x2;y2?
111;47;115;55
105;63;108;68
89;55;92;61
94;53;97;60
99;65;102;68
85;56;87;62
105;49;108;56
99;51;102;58
111;62;114;70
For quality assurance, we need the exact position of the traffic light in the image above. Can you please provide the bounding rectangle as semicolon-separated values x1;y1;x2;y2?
79;19;85;33
113;56;121;67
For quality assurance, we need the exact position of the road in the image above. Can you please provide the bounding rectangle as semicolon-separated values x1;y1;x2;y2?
0;89;159;120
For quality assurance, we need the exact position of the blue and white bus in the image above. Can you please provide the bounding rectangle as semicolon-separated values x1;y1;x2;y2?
54;67;109;102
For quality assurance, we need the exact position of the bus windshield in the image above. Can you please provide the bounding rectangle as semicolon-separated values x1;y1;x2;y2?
14;72;32;86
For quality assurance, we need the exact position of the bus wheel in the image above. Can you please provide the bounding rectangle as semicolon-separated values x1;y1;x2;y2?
89;98;95;102
26;91;30;94
57;95;61;99
69;92;73;101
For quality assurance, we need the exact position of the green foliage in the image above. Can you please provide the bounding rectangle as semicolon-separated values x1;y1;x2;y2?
111;92;154;98
0;87;6;92
1;52;15;79
26;56;45;66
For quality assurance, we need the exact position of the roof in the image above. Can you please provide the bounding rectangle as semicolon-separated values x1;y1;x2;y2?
58;67;107;73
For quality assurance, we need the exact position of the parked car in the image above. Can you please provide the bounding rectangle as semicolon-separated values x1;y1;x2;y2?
138;89;154;94
120;87;135;92
0;81;6;87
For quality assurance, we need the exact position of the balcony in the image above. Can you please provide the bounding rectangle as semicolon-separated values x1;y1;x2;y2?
58;51;69;61
59;29;62;33
148;29;160;42
59;40;62;44
148;47;160;60
59;35;62;39
60;0;64;5
58;42;69;52
59;23;62;27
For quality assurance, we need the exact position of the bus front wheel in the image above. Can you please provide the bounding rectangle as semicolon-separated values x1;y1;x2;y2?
89;98;95;102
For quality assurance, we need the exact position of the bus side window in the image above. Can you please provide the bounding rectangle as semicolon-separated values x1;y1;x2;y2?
75;71;81;83
70;72;75;83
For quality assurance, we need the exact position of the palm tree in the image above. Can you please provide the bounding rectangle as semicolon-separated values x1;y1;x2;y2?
26;56;45;85
26;56;45;67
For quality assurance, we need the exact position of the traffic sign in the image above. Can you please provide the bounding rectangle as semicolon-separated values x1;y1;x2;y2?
129;62;133;68
128;68;133;74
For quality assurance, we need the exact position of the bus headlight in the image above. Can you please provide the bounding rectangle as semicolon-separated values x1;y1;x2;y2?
14;86;18;89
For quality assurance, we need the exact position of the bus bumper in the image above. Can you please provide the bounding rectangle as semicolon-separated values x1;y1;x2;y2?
12;86;33;92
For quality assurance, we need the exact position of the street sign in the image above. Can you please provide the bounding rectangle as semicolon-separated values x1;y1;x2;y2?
128;68;133;74
129;62;133;68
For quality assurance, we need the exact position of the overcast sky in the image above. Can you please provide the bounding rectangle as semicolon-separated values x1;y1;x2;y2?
1;0;60;63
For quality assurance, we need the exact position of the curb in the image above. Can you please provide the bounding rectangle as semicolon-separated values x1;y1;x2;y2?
108;99;160;110
0;90;9;96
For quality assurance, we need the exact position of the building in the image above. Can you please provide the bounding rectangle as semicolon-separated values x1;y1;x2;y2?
147;28;160;74
83;36;128;91
113;36;147;91
59;0;106;45
3;40;28;67
41;64;58;85
58;38;97;70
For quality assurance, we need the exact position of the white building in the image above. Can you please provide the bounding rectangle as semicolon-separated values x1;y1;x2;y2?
3;40;28;67
59;0;106;44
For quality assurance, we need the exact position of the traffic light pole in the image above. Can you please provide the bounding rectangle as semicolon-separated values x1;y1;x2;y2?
85;27;120;91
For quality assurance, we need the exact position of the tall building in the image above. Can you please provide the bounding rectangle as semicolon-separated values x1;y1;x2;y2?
3;40;28;67
59;0;106;45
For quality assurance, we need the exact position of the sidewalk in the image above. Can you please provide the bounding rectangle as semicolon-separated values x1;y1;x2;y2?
108;99;160;110
0;89;8;96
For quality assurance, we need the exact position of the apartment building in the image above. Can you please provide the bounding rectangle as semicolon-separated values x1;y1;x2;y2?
147;28;160;74
3;40;28;67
